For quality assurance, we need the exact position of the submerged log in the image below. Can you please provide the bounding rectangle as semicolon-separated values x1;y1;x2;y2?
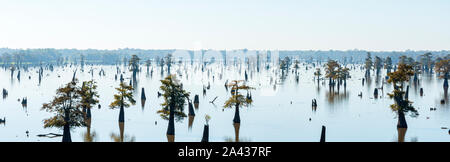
37;133;63;137
210;96;218;104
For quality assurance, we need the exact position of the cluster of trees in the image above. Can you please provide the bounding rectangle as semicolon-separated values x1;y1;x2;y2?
32;48;448;142
313;52;448;142
41;79;99;142
2;48;448;66
0;48;174;66
324;60;350;93
363;52;449;76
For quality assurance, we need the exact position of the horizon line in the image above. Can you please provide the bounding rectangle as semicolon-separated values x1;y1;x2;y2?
1;47;449;53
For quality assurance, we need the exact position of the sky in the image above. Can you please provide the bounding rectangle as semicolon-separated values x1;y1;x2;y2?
0;0;449;51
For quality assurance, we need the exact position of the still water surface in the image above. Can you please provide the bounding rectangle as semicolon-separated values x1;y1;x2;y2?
0;62;448;142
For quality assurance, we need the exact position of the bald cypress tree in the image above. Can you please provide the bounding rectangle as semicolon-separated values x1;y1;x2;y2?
41;79;84;142
110;82;135;123
387;63;418;129
435;57;449;94
364;52;373;77
224;80;254;142
157;75;189;142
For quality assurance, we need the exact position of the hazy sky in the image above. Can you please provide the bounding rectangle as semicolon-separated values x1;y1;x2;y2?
0;0;449;51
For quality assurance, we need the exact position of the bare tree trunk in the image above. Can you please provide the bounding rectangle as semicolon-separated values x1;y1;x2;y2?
444;74;448;93
119;104;124;123
397;110;408;128
233;103;241;124
320;125;326;142
167;103;175;142
201;125;209;142
62;109;72;142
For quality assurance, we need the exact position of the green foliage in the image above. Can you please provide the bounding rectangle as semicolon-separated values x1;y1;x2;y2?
80;80;99;109
129;54;140;72
324;60;339;80
165;53;173;66
279;57;291;70
205;114;211;125
224;80;254;108
41;79;85;129
420;53;434;70
435;58;449;78
411;61;422;74
157;75;190;121
387;63;418;116
387;63;414;85
364;52;373;70
338;67;351;80
109;82;136;109
374;56;383;71
384;56;392;70
293;60;300;69
399;55;415;66
314;68;322;78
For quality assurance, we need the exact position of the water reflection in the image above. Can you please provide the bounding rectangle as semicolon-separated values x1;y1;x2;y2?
397;128;407;142
325;91;349;104
188;102;195;130
0;117;5;126
233;123;240;142
83;128;97;142
1;57;450;142
110;122;136;142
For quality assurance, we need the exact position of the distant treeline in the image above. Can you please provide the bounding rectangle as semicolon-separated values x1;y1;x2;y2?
0;48;448;65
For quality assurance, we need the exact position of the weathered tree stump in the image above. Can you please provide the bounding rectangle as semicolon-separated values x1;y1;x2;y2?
141;88;146;100
194;95;199;104
201;125;209;142
188;102;195;116
374;88;378;98
320;125;326;142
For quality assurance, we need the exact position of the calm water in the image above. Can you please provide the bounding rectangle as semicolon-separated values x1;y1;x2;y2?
0;62;449;142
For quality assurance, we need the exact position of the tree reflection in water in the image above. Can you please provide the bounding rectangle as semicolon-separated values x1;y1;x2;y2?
110;125;136;143
83;130;97;142
325;91;350;105
224;136;251;142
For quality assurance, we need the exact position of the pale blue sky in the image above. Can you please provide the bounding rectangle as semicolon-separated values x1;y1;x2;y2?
0;0;449;51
